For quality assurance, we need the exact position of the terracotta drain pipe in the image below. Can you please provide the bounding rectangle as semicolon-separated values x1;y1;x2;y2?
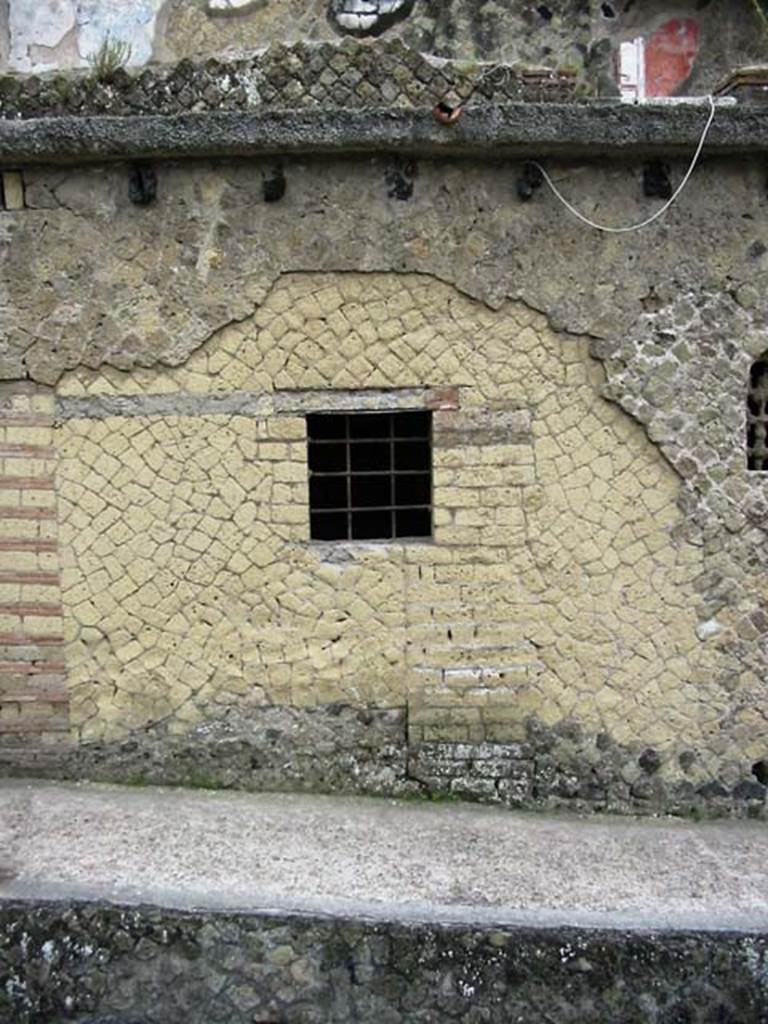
432;101;463;125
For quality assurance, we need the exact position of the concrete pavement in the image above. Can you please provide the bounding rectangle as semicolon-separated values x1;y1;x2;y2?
1;778;766;932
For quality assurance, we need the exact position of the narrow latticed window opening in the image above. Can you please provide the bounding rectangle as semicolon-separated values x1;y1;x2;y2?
307;411;432;541
747;355;768;471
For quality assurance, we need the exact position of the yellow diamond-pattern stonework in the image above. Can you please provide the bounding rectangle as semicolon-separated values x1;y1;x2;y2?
55;272;737;777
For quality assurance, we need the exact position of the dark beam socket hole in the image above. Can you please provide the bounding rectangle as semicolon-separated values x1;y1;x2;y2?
263;164;286;203
643;162;672;200
129;165;157;206
517;161;544;202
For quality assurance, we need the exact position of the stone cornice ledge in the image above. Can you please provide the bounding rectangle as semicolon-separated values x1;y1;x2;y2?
0;102;764;165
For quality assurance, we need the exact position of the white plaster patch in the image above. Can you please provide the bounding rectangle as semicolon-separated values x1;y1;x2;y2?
696;618;723;641
337;13;378;31
208;0;261;9
8;0;165;72
619;37;646;102
9;0;76;71
331;0;411;35
77;0;163;69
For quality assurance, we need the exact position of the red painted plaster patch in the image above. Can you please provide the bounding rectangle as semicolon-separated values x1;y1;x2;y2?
645;18;699;97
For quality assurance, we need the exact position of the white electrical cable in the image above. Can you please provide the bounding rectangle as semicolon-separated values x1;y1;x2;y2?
531;95;717;233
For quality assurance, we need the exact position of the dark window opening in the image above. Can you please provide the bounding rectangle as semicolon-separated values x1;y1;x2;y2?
307;411;432;541
747;356;768;470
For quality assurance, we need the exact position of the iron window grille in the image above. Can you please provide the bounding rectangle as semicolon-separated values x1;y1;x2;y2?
747;356;768;471
307;411;432;541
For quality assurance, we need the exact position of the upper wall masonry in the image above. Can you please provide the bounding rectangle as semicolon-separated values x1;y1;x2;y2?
0;40;578;122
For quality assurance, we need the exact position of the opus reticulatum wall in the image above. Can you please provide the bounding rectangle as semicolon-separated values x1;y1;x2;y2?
53;273;705;751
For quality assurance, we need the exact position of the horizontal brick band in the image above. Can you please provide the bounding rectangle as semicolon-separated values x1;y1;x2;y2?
0;660;66;674
0;443;56;459
0;632;64;645
0;475;56;490
0;414;53;428
0;690;68;703
0;603;63;617
0;506;56;520
0;719;69;733
0;648;62;664
0;539;58;553
0;571;59;585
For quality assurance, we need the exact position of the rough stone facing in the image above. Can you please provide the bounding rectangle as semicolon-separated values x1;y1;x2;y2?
7;703;764;819
1;899;767;1023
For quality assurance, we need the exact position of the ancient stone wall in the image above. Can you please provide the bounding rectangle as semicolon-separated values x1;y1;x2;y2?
0;142;765;814
0;34;766;815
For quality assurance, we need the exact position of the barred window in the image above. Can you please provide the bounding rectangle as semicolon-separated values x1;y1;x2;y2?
307;411;432;541
747;355;768;471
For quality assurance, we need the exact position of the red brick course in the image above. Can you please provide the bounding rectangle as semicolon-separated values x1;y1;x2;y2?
0;632;64;645
0;602;63;617
0;506;57;519
0;539;58;553
0;443;57;459
0;571;60;586
0;661;67;674
0;475;56;490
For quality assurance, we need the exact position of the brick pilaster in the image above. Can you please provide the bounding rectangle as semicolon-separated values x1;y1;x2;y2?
0;383;70;769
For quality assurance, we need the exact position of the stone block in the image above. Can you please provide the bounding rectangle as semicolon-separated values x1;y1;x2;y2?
1;172;24;211
449;776;500;800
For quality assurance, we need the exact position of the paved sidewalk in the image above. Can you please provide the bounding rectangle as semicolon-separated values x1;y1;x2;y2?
1;778;766;932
